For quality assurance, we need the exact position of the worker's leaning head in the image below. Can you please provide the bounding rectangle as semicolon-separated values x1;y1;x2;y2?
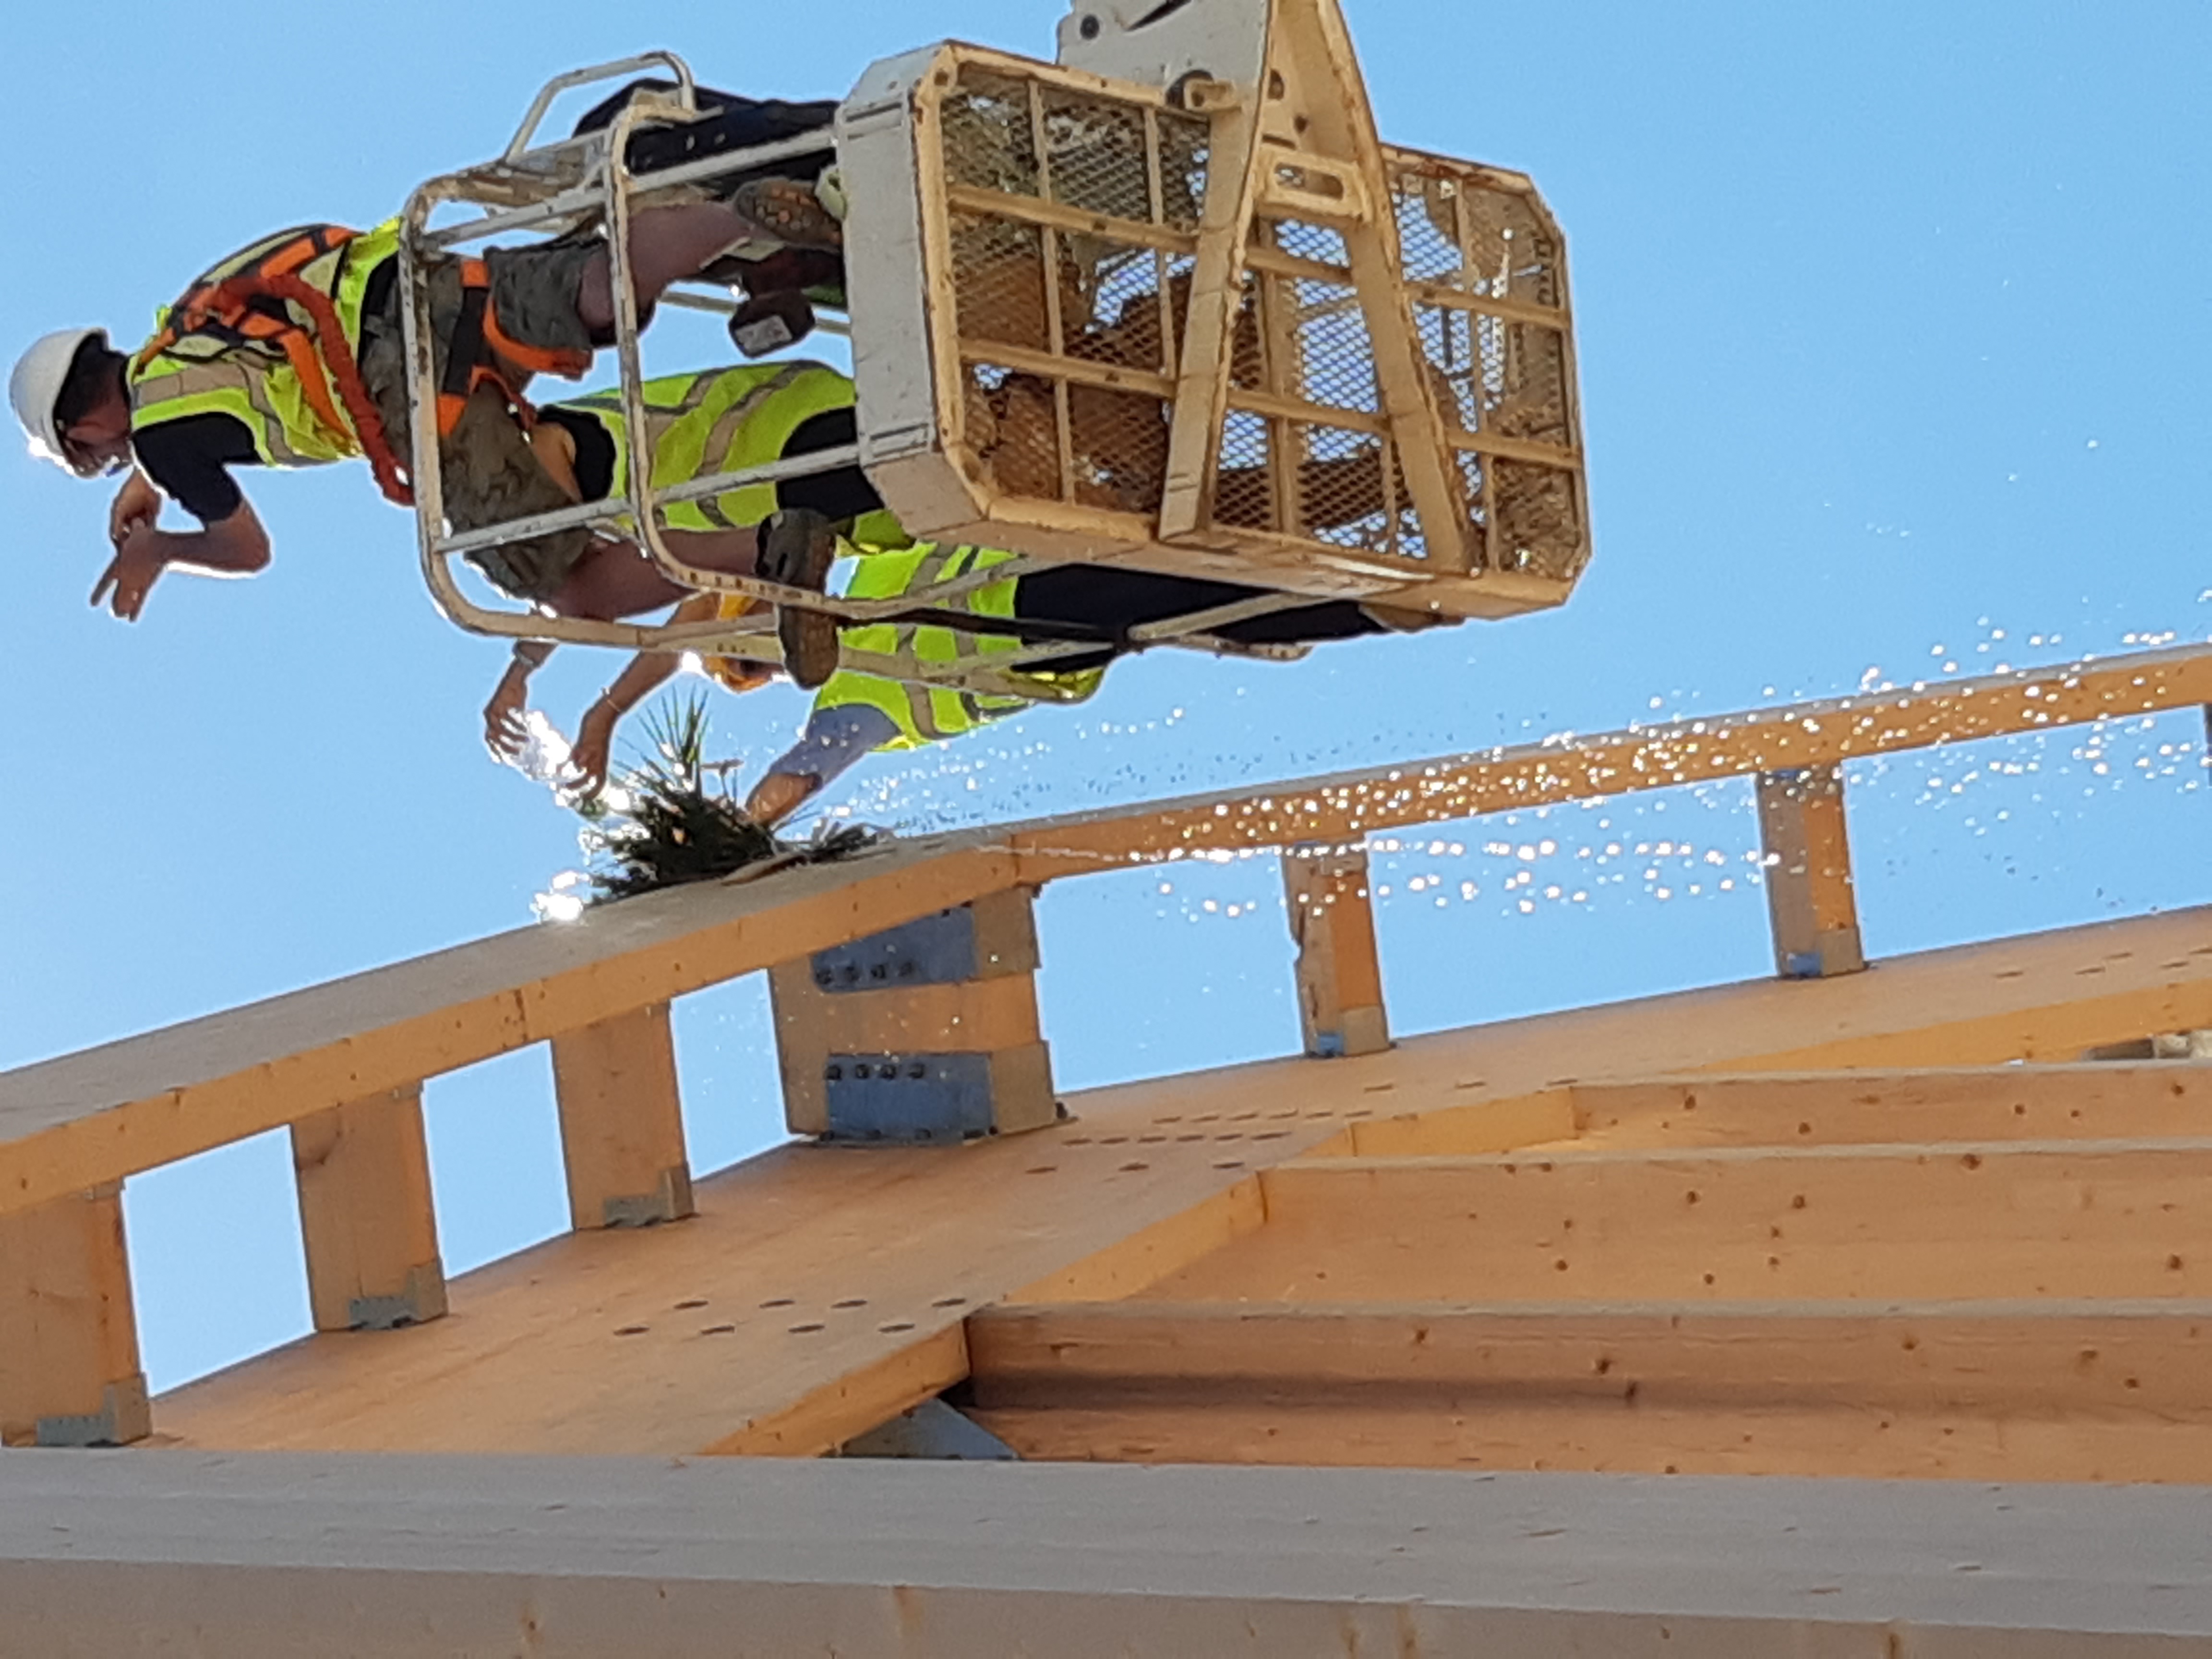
10;328;132;479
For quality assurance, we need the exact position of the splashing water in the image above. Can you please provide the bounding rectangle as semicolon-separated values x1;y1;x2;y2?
507;710;573;788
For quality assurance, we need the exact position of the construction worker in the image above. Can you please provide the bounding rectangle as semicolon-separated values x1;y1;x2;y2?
11;111;833;626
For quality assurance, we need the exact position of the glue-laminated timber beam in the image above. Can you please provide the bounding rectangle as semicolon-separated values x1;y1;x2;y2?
11;1453;2212;1657
1566;1063;2212;1151
1146;1142;2212;1306
0;838;1023;1221
0;1186;149;1448
127;907;2212;1457
551;1003;694;1230
1281;844;1390;1057
1755;764;1864;979
1004;642;2212;869
151;1099;1355;1458
966;1300;2212;1482
291;1087;447;1332
1326;1061;2212;1158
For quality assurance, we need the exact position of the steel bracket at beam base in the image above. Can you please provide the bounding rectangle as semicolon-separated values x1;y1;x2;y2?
837;1397;1020;1461
348;1264;450;1333
599;1167;696;1230
35;1376;151;1449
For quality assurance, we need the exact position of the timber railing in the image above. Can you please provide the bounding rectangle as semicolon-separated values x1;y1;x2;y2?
3;642;2209;1445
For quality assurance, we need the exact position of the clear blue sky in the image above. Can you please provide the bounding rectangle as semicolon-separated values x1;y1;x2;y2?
2;1;2207;1390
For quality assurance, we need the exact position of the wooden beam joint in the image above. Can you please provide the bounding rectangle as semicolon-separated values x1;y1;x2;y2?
1283;844;1391;1057
1755;765;1866;980
771;890;1060;1144
291;1088;448;1334
552;1003;696;1232
0;1184;151;1447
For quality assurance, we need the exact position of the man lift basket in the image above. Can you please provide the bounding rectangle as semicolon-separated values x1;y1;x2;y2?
397;0;1592;697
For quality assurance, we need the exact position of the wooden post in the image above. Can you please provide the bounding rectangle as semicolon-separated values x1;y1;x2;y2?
551;1003;696;1231
290;1087;448;1333
1283;844;1391;1058
1756;765;1867;980
769;890;1058;1144
0;1184;151;1447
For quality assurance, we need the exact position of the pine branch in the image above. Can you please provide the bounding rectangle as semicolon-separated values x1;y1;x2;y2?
575;691;882;904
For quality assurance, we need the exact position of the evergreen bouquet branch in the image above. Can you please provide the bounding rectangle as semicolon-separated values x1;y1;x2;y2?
567;692;882;906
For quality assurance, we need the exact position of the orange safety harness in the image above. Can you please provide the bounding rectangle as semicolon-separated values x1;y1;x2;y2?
132;226;591;510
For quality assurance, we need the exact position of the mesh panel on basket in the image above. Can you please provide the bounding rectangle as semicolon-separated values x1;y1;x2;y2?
1269;216;1350;268
1391;170;1466;284
968;364;1065;502
1414;304;1482;433
1039;87;1152;222
1491;458;1584;578
951;215;1052;353
1069;384;1172;512
1065;243;1177;371
1456;450;1491;544
1287;280;1382;415
1387;445;1428;563
1461;186;1562;308
1213;409;1274;531
1296;426;1397;553
1157;112;1210;231
1491;324;1574;446
941;72;1041;196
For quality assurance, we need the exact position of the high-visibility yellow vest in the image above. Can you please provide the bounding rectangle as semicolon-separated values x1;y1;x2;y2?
553;362;904;544
127;219;404;468
812;545;1105;749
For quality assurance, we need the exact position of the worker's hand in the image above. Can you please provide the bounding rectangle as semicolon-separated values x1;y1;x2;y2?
565;702;618;802
89;526;167;622
106;470;162;549
482;667;533;762
746;770;821;828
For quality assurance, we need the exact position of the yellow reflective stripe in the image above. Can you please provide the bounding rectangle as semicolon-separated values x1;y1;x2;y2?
661;364;814;531
129;359;333;468
562;361;868;537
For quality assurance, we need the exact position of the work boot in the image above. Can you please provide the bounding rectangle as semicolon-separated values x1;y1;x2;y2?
726;177;845;252
757;509;842;690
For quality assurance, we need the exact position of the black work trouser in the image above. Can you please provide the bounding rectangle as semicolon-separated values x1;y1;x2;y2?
1014;569;1381;672
776;410;1383;669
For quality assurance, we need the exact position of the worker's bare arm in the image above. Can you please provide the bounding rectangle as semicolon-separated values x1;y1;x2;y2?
90;498;272;622
106;469;163;549
484;640;558;761
563;593;721;796
569;649;686;799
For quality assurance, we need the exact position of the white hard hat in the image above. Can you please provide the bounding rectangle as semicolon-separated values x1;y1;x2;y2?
10;327;106;465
